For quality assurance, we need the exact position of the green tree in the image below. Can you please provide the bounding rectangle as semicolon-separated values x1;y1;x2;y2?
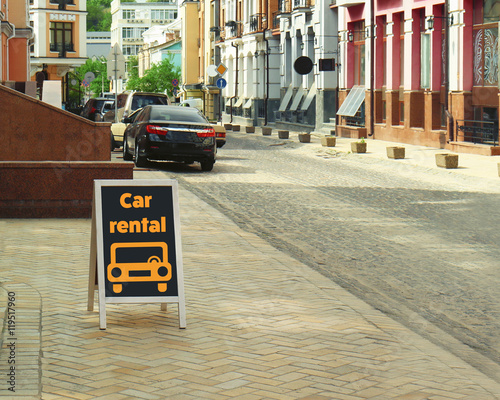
68;57;111;106
126;55;181;96
87;0;112;31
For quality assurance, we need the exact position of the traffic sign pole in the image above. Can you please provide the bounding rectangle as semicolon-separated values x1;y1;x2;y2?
107;44;126;123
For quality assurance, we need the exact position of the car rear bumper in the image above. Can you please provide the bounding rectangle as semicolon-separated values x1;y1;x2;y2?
143;142;216;163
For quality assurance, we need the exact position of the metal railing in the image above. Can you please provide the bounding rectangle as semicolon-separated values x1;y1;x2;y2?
293;0;311;9
278;0;291;13
272;11;281;29
50;42;74;57
456;119;498;145
225;21;243;39
249;14;267;33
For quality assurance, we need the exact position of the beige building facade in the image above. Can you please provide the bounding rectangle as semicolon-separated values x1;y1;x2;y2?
29;0;87;103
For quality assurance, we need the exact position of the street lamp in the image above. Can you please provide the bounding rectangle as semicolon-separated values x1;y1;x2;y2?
426;14;453;31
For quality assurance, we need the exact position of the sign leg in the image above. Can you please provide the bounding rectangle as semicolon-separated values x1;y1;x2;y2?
88;203;97;311
178;302;186;329
99;303;107;330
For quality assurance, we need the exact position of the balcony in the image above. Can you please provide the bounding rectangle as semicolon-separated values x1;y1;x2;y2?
49;42;74;57
293;0;311;10
279;0;291;14
249;14;267;33
225;21;243;39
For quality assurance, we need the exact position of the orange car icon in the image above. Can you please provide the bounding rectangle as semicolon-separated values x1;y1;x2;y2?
107;242;172;294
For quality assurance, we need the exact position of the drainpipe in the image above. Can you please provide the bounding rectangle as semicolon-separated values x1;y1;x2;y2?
444;0;453;142
231;41;239;123
368;0;374;137
27;27;35;81
263;2;269;126
6;23;15;81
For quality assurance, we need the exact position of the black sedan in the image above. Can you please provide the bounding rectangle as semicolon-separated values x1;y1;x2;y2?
122;105;217;171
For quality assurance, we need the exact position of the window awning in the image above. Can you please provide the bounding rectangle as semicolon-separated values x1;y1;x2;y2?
336;86;365;116
336;0;365;7
290;86;305;111
279;85;293;112
300;82;316;111
243;99;253;108
234;97;244;107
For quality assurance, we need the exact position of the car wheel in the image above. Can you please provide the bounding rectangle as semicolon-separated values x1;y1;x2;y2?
123;137;133;161
200;160;214;171
134;142;148;168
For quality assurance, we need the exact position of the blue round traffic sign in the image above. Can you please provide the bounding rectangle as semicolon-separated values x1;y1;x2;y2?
216;78;227;89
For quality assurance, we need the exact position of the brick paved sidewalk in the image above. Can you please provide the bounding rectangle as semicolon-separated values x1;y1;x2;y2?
1;169;500;399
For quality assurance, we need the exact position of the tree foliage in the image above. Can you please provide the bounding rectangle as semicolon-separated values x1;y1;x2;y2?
67;57;111;107
126;55;181;96
87;0;112;31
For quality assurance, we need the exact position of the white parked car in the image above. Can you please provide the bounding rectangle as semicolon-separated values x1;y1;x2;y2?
179;98;203;110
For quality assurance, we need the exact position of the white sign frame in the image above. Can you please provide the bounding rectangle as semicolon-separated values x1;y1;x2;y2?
88;179;186;330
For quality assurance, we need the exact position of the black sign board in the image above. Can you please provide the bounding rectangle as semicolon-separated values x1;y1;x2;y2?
294;56;314;75
319;58;335;72
88;179;186;330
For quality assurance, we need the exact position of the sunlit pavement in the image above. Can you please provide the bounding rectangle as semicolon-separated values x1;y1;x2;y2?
1;140;500;398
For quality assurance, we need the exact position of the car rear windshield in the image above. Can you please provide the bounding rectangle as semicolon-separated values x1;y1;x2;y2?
95;99;108;108
131;95;169;111
150;108;209;123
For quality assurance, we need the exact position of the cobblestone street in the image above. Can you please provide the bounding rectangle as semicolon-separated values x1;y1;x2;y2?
160;131;500;382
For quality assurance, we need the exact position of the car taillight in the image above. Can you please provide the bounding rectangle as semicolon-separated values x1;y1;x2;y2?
146;125;169;135
197;128;216;138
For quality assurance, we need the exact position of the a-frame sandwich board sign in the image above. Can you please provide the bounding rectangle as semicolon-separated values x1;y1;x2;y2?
88;179;186;330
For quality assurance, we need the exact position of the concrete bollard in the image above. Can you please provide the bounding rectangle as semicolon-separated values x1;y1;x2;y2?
321;136;336;147
278;130;289;139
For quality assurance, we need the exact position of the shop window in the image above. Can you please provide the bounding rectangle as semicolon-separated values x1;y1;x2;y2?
473;0;499;87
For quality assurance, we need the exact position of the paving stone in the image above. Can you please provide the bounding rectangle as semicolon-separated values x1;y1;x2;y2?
0;167;499;399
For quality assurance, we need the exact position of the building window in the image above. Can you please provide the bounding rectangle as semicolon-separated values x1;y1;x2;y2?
123;45;141;56
49;0;75;8
420;8;431;89
151;9;177;20
122;27;134;39
351;21;365;86
122;27;147;39
123;10;136;19
399;16;404;124
473;0;499;87
50;22;74;56
151;9;166;20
